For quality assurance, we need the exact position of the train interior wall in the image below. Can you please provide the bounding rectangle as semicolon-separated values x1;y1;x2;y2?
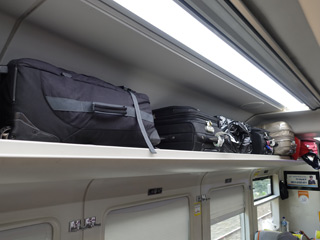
0;1;320;240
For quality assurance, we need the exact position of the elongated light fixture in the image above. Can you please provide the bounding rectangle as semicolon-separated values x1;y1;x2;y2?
113;0;309;111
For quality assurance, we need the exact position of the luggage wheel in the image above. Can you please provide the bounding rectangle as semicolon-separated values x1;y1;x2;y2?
0;126;11;139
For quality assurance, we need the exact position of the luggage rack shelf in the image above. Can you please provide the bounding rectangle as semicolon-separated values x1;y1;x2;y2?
0;140;304;183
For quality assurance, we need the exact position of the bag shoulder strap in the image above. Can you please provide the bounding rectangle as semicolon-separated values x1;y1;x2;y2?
301;152;319;170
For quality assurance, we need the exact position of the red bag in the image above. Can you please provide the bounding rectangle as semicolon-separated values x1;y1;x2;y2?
292;137;319;169
292;137;309;160
302;141;318;154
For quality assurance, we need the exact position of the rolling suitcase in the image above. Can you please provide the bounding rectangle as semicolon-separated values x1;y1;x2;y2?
0;58;160;153
153;106;221;151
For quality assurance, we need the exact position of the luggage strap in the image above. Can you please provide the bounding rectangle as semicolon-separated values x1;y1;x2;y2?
128;90;157;154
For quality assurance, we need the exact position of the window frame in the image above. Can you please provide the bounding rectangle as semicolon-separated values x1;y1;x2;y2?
0;223;53;240
210;212;245;240
208;185;246;240
104;196;191;240
252;175;280;232
253;176;274;202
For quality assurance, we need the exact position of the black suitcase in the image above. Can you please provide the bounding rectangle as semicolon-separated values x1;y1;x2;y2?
250;127;275;154
0;58;160;153
153;106;221;151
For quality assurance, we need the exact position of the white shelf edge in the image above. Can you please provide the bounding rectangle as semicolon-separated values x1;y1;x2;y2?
0;139;299;161
0;140;305;184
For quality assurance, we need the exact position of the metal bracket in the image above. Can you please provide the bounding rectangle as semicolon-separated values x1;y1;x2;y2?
196;194;210;202
83;216;101;229
69;219;81;232
69;217;101;232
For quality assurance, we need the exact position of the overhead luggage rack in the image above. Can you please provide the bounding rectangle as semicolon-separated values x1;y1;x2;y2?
0;140;304;184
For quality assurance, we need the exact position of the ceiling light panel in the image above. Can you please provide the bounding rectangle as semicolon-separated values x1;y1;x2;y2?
111;0;308;112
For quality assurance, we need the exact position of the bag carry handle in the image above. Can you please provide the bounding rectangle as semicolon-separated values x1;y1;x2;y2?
46;96;154;122
92;102;127;116
128;90;157;154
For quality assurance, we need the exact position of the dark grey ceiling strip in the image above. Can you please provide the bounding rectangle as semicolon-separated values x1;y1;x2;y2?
230;0;318;97
0;0;47;62
177;0;320;109
228;0;320;108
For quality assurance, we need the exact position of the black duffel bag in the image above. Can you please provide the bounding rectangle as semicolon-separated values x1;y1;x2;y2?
0;58;160;153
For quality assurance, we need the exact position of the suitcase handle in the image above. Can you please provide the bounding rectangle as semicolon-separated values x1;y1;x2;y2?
92;102;127;116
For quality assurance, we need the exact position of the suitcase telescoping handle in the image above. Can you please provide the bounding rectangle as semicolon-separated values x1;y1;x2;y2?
92;102;127;116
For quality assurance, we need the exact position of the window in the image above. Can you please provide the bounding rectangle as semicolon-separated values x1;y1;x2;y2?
0;223;52;240
209;186;245;240
257;201;273;231
253;176;279;231
104;197;189;240
253;176;273;201
211;214;243;240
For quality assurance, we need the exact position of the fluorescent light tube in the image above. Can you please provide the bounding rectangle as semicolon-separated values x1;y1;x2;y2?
113;0;309;111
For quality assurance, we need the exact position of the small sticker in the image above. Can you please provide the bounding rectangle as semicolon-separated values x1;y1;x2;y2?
292;234;303;239
148;188;162;195
225;178;232;183
298;190;309;204
254;169;262;177
194;202;201;216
